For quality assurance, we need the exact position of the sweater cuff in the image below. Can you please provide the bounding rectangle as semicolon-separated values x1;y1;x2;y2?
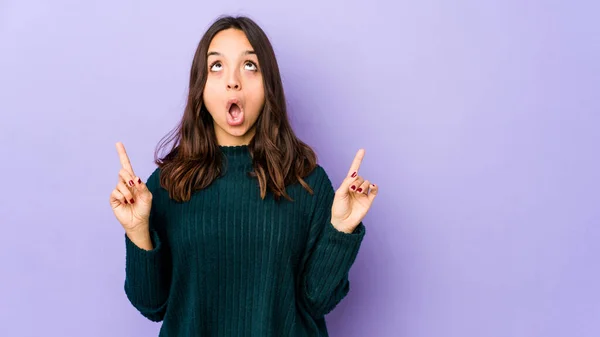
327;221;366;244
124;230;168;308
319;221;365;273
125;229;162;260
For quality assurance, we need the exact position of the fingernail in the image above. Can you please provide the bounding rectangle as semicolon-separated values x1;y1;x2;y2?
129;180;134;187
130;199;135;204
124;199;128;204
351;185;356;190
137;178;142;184
357;188;363;193
351;172;357;178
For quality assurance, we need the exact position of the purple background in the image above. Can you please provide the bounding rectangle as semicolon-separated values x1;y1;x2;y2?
1;0;599;336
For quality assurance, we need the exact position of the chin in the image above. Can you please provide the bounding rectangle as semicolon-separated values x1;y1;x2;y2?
222;124;254;140
225;124;248;135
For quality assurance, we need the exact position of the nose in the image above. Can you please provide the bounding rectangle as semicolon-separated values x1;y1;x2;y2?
226;70;241;90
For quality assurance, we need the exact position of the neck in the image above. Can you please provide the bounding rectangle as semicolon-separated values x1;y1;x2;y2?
217;135;251;146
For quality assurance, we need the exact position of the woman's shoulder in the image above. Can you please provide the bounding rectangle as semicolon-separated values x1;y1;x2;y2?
304;164;335;192
145;167;163;193
305;163;327;179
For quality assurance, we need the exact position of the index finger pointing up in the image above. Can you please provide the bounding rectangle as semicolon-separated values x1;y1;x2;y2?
347;148;365;176
116;142;135;175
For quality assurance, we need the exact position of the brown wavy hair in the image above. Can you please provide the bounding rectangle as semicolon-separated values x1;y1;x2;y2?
153;15;317;202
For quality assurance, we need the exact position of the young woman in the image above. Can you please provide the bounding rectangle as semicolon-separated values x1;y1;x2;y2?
110;15;378;337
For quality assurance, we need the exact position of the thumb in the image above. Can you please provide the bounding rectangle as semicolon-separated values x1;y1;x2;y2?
110;191;125;210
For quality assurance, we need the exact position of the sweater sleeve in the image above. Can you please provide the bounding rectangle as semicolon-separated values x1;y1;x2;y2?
124;168;172;322
298;166;366;319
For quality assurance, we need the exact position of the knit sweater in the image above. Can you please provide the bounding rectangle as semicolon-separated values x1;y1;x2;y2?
124;145;366;337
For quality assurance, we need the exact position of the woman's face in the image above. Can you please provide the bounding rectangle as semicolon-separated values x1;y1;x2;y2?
203;28;265;146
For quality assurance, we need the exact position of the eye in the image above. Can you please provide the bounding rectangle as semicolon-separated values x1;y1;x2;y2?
244;61;258;71
210;61;222;72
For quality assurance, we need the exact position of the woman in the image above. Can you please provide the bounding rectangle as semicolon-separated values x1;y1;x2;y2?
109;15;378;337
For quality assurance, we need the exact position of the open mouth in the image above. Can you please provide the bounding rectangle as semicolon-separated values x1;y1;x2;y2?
226;98;245;126
229;102;242;118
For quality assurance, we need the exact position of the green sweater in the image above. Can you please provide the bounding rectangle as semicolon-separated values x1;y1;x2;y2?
124;145;365;336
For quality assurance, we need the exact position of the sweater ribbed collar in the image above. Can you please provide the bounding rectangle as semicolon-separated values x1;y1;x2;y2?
219;145;252;172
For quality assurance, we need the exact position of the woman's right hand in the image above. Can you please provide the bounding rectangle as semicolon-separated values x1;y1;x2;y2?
110;142;153;235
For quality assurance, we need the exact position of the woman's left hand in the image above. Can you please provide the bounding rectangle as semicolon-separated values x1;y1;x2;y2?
331;149;379;233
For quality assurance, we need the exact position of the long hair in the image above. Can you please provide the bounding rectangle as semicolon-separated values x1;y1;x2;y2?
154;15;317;202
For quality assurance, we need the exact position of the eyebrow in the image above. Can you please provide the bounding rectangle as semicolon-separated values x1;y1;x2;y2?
207;50;256;57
